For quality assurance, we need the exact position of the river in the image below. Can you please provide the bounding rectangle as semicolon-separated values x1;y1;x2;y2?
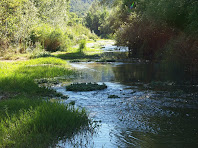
54;43;198;148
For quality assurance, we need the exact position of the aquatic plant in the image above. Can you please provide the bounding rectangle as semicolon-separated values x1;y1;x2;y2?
69;101;76;105
108;95;120;98
66;82;107;91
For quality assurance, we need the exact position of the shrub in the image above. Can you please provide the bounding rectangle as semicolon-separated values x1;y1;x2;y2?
29;42;52;59
30;24;69;52
115;16;175;60
29;24;96;53
46;29;62;52
78;40;87;53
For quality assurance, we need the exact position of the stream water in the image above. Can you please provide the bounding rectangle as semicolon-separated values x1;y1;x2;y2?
54;44;198;147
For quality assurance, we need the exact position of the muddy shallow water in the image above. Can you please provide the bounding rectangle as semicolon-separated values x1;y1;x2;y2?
54;62;198;148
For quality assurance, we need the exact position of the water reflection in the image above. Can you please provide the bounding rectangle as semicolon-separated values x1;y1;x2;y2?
112;63;197;85
71;62;198;85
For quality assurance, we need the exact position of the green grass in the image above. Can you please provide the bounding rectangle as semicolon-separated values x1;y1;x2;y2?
51;40;102;61
0;57;74;96
66;82;107;91
0;97;89;148
0;57;90;147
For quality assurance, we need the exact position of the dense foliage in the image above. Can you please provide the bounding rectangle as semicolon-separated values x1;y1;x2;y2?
84;1;116;38
97;0;198;71
70;0;94;17
0;0;96;55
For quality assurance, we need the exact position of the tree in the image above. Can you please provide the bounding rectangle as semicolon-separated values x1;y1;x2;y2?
84;1;111;37
0;0;38;52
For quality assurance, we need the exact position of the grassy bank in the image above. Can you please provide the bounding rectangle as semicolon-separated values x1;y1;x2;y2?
0;57;74;96
0;57;89;147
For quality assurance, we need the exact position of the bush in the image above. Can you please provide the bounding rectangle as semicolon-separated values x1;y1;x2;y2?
115;16;175;60
29;24;97;53
30;24;69;52
78;40;86;53
29;42;52;59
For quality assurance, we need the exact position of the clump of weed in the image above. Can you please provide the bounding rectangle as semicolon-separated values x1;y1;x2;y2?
69;101;75;105
66;82;107;91
53;92;69;99
35;78;60;86
108;95;120;98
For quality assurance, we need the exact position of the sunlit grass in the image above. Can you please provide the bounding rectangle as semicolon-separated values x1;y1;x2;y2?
0;57;73;95
0;57;90;147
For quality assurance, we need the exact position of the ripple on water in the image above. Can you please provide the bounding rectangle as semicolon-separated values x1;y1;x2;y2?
54;82;181;147
54;61;198;147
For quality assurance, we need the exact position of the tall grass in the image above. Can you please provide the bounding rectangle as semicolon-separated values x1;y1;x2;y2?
0;57;90;147
0;98;89;147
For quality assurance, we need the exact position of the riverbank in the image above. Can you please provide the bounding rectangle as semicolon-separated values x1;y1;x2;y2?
0;57;89;147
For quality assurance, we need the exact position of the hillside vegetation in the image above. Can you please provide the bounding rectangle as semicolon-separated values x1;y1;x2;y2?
70;0;94;17
0;0;97;58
